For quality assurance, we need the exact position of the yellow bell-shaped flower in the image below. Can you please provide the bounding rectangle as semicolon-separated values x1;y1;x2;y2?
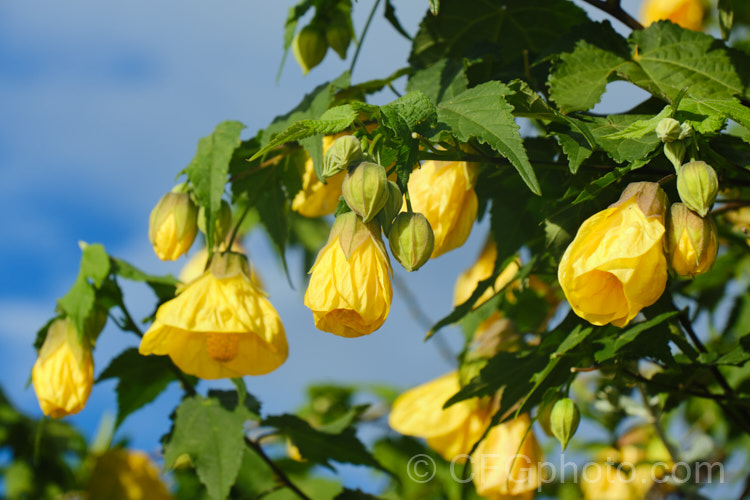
139;252;288;379
32;317;94;418
388;371;492;462
473;413;543;499
453;238;520;308
558;196;667;327
408;160;479;258
178;243;262;288
88;448;174;500
304;212;392;338
640;0;705;31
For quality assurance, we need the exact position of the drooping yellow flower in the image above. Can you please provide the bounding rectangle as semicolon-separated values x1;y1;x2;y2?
558;195;667;327
304;212;392;337
149;190;198;261
409;160;479;258
32;317;94;418
473;413;543;499
640;0;705;31
389;372;492;461
453;238;520;308
88;448;173;500
139;252;288;379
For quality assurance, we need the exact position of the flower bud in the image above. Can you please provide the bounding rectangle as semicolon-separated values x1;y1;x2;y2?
614;181;669;223
388;212;434;272
679;122;694;140
292;25;327;75
197;199;233;246
325;22;351;60
149;190;198;261
664;141;686;170
32;318;94;418
667;203;718;277
378;181;403;233
342;161;388;223
323;135;362;179
550;398;580;451
677;161;718;217
537;395;560;438
656;117;681;143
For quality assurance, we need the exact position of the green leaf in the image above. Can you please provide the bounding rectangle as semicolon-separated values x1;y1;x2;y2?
571;164;631;205
593;312;679;364
553;129;593;174
250;105;359;163
548;40;629;113
438;81;540;194
428;0;439;15
110;257;178;301
256;168;290;281
264;414;386;473
165;395;252;500
384;0;412;41
406;59;467;106
380;91;437;137
624;21;748;102
276;1;315;82
410;0;586;68
97;348;183;427
186;121;245;251
583;115;662;163
206;389;261;417
57;242;111;337
679;96;750;134
603;105;673;140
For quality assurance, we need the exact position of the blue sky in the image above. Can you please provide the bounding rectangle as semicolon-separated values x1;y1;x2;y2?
0;0;659;490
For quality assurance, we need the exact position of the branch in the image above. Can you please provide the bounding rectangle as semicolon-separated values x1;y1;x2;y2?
579;0;644;31
244;437;312;500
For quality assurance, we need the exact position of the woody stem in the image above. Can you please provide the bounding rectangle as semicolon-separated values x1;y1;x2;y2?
579;0;644;31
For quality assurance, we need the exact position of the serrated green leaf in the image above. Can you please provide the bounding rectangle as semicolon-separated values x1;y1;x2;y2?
384;0;412;41
264;414;386;473
250;105;358;163
406;59;467;105
549;40;629;113
410;0;586;69
256;169;290;281
57;243;111;337
624;21;747;102
97;348;181;427
380;91;437;137
553;130;593;174
438;82;540;194
79;243;110;288
165;396;252;500
679;96;750;134
187;121;245;251
603;105;673;140
593;312;678;363
584;115;662;163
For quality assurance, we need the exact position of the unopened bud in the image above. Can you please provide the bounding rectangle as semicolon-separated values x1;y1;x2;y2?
656;117;681;143
323;136;362;179
325;22;351;60
342;162;388;223
664;141;686;170
614;182;669;223
550;398;580;452
537;395;560;437
292;25;327;75
378;181;403;233
667;203;718;277
388;212;434;272
677;161;718;217
149;190;198;261
198;200;233;246
679;122;694;140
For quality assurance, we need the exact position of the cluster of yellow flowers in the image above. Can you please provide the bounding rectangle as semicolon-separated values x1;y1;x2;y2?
559;167;718;327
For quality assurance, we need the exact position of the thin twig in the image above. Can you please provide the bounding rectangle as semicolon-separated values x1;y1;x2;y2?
245;437;312;500
637;383;680;464
579;0;644;31
712;201;750;215
349;0;382;76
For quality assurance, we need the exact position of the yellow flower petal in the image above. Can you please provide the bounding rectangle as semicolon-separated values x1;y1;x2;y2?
304;227;392;338
409;160;479;258
558;198;667;327
88;448;173;500
140;255;288;379
640;0;705;31
32;318;94;418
